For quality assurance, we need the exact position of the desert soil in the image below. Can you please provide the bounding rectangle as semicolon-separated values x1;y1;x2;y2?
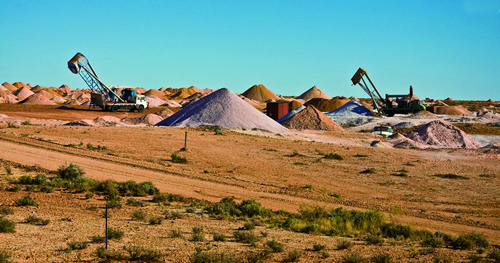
0;106;499;262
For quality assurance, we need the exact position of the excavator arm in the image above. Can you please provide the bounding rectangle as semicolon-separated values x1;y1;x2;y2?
351;67;385;113
67;53;123;102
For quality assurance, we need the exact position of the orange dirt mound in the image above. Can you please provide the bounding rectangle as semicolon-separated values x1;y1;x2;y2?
241;84;280;103
289;100;303;111
12;82;28;89
281;105;344;131
436;106;470;115
297;86;331;102
143;89;168;100
305;97;350;112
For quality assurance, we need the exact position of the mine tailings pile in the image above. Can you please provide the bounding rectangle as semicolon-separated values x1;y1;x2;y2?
155;88;287;132
280;105;344;132
390;120;482;149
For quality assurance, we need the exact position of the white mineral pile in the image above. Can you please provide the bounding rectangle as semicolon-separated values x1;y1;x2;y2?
145;95;168;107
390;120;482;149
156;88;287;131
325;100;374;125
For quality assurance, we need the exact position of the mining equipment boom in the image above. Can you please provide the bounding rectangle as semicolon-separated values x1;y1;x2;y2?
351;67;425;116
67;53;148;112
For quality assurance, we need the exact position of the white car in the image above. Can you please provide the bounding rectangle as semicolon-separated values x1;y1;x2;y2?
372;125;393;137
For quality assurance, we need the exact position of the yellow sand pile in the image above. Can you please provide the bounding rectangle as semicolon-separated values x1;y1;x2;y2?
241;84;280;103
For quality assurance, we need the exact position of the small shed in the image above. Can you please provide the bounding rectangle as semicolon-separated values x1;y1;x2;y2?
266;101;289;121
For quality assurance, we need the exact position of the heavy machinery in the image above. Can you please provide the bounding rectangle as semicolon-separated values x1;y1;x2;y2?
351;67;425;116
67;53;148;112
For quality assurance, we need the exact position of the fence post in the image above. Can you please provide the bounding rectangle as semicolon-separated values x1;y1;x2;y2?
105;204;108;249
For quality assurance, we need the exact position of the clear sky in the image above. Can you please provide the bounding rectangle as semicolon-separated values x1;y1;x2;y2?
1;0;499;100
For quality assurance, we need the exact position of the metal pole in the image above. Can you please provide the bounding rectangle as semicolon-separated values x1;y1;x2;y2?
184;131;188;150
105;204;108;249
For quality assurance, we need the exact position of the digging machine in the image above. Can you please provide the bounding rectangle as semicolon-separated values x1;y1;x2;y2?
351;67;425;116
67;53;148;112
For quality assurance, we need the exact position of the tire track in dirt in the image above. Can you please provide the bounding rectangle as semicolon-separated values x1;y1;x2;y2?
1;137;499;244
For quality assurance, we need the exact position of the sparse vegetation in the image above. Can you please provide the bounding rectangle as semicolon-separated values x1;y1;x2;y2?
25;215;50;226
282;250;301;262
20;120;31;125
451;233;489;250
169;228;183;238
149;216;163;225
312;244;326;251
0;206;13;216
489;248;500;262
191;227;205;242
353;154;368;158
433;173;469;180
370;253;392;263
127;198;147;207
0;217;15;233
190;247;237;263
266;239;284;253
342;252;366;263
212;233;227;242
131;210;146;221
336;239;353;250
323;152;343;160
0;250;11;263
15;195;37;206
67;241;88;251
365;234;383;245
171;151;188;163
285;150;302;157
58;163;85;180
243;221;255;230
360;168;376;174
234;231;260;244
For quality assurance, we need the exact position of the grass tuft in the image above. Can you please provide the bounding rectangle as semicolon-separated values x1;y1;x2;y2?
266;239;284;253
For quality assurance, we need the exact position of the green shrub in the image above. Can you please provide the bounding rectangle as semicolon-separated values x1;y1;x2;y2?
107;199;122;209
212;233;227;242
107;228;124;240
353;154;368;158
324;153;343;160
342;252;366;263
127;198;147;207
381;223;413;239
191;227;204;241
58;163;85;180
234;231;260;244
165;210;183;220
25;215;50;226
171;151;187;164
266;239;284;253
489;248;500;262
190;248;238;263
169;228;183;238
39;185;54;193
240;199;269;217
337;239;353;250
313;244;326;251
132;210;146;221
0;217;15;233
282;250;301;262
7;185;21;192
4;166;12;175
126;246;162;262
21;120;31;125
365;234;383;245
18;174;46;185
247;250;271;263
432;254;451;263
15;195;37;206
0;206;13;216
149;216;163;225
0;250;11;263
67;241;88;250
421;235;444;248
185;207;195;213
452;233;489;250
370;253;392;263
243;221;255;230
84;192;93;199
90;236;106;243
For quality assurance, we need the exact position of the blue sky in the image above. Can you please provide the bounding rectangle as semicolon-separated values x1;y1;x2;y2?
1;1;499;100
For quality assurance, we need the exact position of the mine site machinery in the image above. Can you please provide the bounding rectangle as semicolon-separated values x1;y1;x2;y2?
351;67;425;116
67;52;148;112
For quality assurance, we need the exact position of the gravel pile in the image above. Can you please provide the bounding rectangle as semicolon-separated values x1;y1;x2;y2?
156;88;286;131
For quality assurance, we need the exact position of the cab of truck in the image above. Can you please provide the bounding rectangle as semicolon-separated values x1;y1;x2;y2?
372;125;393;137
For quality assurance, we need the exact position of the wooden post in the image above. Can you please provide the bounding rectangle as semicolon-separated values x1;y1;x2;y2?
184;131;188;150
105;204;108;249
